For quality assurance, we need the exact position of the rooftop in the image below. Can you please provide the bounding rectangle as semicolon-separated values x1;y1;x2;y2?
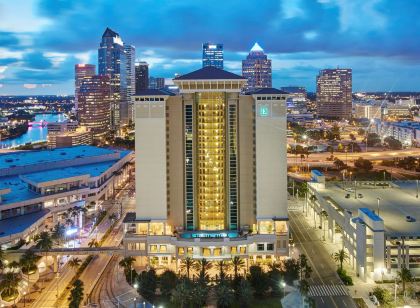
316;181;420;237
174;66;245;81
134;89;175;96
248;88;288;95
0;209;50;238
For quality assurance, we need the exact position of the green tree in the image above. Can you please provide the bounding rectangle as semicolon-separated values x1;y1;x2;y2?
354;157;373;171
0;272;21;301
216;260;231;281
384;136;402;150
159;269;177;299
372;286;393;306
19;250;39;277
35;231;53;287
215;280;235;308
247;265;269;298
298;254;312;281
333;249;349;271
68;257;82;272
236;278;254;307
171;278;192;308
138;268;157;303
51;222;66;245
180;257;195;279
119;256;136;284
357;128;365;136
397;266;412;295
194;258;212;282
299;279;310;297
282;258;300;285
68;279;84;308
268;262;282;296
333;158;347;170
231;256;245;280
191;280;209;307
366;133;381;147
0;247;6;271
88;239;99;248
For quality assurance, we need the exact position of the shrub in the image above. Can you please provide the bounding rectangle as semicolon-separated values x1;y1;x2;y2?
337;268;353;286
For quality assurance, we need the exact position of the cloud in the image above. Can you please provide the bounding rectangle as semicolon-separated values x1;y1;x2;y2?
0;84;3;88
22;51;53;69
23;84;37;89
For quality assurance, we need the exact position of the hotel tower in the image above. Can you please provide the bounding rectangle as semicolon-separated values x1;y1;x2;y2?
124;66;289;268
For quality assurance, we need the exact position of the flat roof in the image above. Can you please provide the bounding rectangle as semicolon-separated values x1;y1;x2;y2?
0;176;39;204
0;145;120;170
0;209;50;238
316;182;420;237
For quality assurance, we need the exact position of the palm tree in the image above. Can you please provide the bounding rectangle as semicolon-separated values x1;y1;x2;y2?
51;222;66;245
231;256;245;279
119;256;135;284
88;239;99;248
216;260;231;281
333;249;349;271
180;257;195;279
7;261;20;272
194;258;212;282
68;279;84;308
0;272;21;301
19;250;39;278
35;231;53;288
68;257;82;272
397;266;412;296
0;246;5;272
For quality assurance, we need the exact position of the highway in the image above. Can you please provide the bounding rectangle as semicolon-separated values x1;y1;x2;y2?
289;206;357;308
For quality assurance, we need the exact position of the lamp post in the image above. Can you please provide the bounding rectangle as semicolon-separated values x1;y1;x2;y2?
416;180;419;198
281;281;286;298
394;278;398;306
377;198;381;216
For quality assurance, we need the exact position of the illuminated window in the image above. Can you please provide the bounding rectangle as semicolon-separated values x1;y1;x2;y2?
178;247;185;255
214;248;221;256
159;245;167;253
231;247;237;254
150;245;158;253
239;246;246;254
203;248;211;257
187;247;193;256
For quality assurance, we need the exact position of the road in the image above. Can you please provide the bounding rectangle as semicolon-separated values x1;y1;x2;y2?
289;208;357;308
31;181;134;308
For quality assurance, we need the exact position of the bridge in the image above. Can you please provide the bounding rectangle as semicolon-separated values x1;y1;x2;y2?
28;120;48;127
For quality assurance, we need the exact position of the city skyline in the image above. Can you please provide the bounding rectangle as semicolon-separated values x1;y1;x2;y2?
1;0;420;95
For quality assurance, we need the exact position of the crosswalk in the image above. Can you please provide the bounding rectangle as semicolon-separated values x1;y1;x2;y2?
308;284;349;297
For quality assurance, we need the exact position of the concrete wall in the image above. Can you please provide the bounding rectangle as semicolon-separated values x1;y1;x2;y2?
135;102;167;220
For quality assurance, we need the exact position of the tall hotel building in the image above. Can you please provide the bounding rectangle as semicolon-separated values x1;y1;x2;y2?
135;61;149;93
316;68;352;119
202;43;224;70
74;64;95;115
242;43;272;92
78;75;111;138
98;27;127;128
124;66;289;267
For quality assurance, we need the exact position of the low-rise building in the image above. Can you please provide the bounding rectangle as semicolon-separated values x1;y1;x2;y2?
0;145;133;247
376;121;420;147
48;126;93;148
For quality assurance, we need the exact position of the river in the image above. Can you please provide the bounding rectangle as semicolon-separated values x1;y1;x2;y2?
0;113;67;149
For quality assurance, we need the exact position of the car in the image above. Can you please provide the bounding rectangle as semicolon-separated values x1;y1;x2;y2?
358;193;363;198
369;294;379;306
406;216;416;222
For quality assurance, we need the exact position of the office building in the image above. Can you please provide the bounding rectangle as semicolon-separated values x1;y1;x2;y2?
242;43;272;92
47;121;79;134
281;86;307;98
124;66;288;268
124;44;136;98
135;61;149;93
48;127;93;148
308;172;420;279
98;27;128;127
316;68;352;119
149;77;165;89
74;64;95;114
353;104;383;120
78;75;111;138
202;43;223;69
0;146;133;247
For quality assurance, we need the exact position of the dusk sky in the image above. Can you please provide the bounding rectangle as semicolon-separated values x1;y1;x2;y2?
1;0;420;95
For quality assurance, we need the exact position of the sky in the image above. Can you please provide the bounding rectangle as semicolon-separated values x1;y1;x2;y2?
1;0;420;95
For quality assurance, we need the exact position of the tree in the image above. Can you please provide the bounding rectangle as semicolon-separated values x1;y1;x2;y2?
191;280;209;307
7;260;20;271
236;278;254;307
231;256;245;280
216;260;231;281
19;250;39;277
366;133;381;147
354;157;373;171
180;257;195;279
138;268;158;303
247;265;269;298
357;128;365;136
333;158;347;170
68;257;82;272
194;258;212;282
0;272;21;301
0;247;5;272
282;258;300;285
397;266;412;296
171;278;192;308
35;231;53;287
159;269;177;299
68;279;84;308
119;256;136;284
333;249;349;271
215;281;235;308
384;136;402;150
372;286;393;306
268;262;282;296
298;254;312;281
88;239;99;248
51;222;66;245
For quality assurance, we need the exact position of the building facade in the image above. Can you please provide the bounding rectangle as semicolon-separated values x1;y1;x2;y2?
135;61;149;93
316;68;352;119
98;27;128;127
242;43;272;92
74;64;95;115
124;66;288;268
78;75;111;138
202;43;223;69
149;77;165;89
48;127;93;148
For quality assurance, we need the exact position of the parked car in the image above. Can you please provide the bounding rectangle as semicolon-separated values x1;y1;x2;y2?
406;216;416;222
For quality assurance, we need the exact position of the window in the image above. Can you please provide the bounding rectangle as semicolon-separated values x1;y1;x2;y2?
231;247;237;254
203;248;211;257
267;244;274;251
214;248;221;256
178;247;185;255
159;245;167;253
187;247;193;256
139;243;146;250
149;245;158;253
239;246;246;254
257;244;265;251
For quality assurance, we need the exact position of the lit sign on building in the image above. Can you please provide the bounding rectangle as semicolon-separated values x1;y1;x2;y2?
259;105;270;117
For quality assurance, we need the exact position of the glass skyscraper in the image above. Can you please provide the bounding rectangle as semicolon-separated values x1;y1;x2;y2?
74;64;95;116
202;43;223;69
242;43;272;92
135;61;149;93
98;27;127;128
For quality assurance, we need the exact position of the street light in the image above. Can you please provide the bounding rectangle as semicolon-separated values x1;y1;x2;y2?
281;281;286;298
377;198;381;217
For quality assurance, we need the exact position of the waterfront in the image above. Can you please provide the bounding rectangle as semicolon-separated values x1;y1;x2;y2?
0;113;67;148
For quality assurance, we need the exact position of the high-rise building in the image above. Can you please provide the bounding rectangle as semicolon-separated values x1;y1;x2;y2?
149;77;165;89
135;61;149;93
74;64;95;115
124;66;288;266
98;27;127;128
202;43;223;69
124;44;136;98
242;43;272;92
78;75;111;138
316;68;352;119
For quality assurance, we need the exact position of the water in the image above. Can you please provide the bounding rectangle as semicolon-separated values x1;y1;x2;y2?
0;113;67;149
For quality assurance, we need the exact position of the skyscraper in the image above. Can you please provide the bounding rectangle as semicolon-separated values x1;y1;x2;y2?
124;44;136;98
74;64;95;115
316;68;352;119
149;77;165;89
135;61;149;93
202;43;223;69
242;43;272;91
124;66;289;266
98;27;127;128
78;75;111;138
